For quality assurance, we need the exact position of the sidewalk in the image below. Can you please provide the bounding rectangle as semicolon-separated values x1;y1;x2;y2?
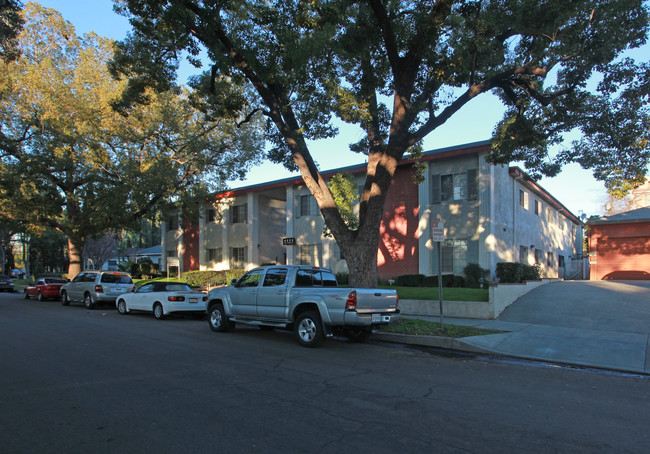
374;296;650;375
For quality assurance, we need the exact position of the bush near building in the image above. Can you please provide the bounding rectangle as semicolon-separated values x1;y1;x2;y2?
496;262;541;283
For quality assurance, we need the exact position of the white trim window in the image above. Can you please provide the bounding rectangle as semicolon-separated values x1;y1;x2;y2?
431;169;478;203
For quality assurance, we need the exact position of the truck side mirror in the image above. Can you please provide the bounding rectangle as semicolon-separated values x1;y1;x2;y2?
231;279;238;286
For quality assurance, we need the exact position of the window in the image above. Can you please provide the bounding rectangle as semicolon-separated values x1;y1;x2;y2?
534;200;541;216
230;247;247;268
534;249;541;265
441;239;468;274
167;249;177;258
230;203;247;224
299;244;319;265
263;268;288;287
547;252;553;267
167;215;178;231
295;269;338;287
237;269;263;287
519;190;528;209
206;209;216;223
519;245;528;263
299;194;318;216
432;170;478;203
546;207;553;224
207;248;222;263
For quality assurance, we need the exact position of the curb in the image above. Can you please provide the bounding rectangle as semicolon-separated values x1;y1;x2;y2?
373;331;493;354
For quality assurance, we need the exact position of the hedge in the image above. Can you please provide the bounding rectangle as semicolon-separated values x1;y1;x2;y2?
180;269;246;288
496;262;541;283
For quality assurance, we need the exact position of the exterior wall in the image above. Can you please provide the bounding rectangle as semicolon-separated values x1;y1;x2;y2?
182;220;200;271
378;166;420;279
500;175;580;278
257;194;287;265
589;221;650;280
200;201;226;271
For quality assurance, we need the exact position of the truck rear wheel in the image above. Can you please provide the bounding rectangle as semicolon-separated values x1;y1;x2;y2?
295;311;324;348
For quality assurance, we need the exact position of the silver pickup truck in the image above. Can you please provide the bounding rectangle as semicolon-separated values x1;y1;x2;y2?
206;265;399;347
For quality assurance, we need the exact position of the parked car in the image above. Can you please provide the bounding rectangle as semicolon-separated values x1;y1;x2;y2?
0;275;15;292
60;271;135;309
24;277;68;301
116;281;207;320
10;269;25;279
206;265;399;347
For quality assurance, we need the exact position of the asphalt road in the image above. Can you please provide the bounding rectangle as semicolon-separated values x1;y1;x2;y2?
1;291;649;453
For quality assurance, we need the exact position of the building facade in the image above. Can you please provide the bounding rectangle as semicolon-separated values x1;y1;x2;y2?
162;141;584;281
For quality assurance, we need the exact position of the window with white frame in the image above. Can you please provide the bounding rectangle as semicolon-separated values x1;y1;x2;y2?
167;249;177;258
299;194;319;216
299;244;319;265
206;209;216;223
546;207;553;224
441;239;468;274
534;200;541;215
230;247;247;268
547;251;553;267
534;249;541;264
519;245;528;263
207;247;222;263
167;215;178;231
519;190;529;209
431;169;478;203
230;203;247;224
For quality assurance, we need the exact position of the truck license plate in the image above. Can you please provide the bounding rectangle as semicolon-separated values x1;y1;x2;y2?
372;313;381;323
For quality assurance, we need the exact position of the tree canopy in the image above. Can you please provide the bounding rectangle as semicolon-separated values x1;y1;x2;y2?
0;2;264;276
111;0;650;286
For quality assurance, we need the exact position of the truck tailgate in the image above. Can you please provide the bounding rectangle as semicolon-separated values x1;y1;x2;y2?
353;289;399;313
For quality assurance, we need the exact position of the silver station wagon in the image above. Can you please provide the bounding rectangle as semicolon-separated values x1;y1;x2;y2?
60;271;135;309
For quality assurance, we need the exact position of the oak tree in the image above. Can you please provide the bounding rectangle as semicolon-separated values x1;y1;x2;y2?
0;3;264;277
112;0;649;287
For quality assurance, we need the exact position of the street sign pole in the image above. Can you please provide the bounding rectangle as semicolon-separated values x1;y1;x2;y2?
437;241;444;331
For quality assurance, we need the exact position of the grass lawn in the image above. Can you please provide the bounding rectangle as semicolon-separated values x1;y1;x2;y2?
378;318;504;338
380;285;489;302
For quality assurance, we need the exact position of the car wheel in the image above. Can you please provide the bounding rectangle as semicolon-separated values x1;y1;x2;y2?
37;291;44;302
295;311;324;348
208;304;229;332
84;293;96;310
153;303;164;320
61;291;70;306
345;328;372;343
23;290;29;300
117;299;128;315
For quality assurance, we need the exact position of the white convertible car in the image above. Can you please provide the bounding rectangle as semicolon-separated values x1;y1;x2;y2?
116;281;207;320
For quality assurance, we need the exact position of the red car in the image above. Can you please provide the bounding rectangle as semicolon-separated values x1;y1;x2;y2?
24;277;68;301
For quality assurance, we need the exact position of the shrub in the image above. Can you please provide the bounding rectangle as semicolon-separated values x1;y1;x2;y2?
395;274;425;287
422;275;438;287
463;263;488;288
496;262;541;283
180;269;246;288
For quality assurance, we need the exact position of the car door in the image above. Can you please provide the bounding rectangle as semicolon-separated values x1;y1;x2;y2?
130;283;155;310
229;269;264;316
256;267;289;319
68;273;86;301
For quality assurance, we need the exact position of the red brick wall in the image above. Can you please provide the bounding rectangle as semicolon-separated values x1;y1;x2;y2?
378;165;420;280
589;222;650;280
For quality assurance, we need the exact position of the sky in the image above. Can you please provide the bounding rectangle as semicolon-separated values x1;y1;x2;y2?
35;0;650;218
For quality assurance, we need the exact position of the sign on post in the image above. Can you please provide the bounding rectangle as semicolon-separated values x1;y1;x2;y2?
432;221;445;330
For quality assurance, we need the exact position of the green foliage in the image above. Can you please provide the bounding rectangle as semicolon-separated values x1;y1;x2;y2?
323;172;359;238
180;270;246;288
111;0;650;286
395;274;426;287
496;262;541;283
0;4;264;276
463;263;489;289
334;272;349;286
378;318;504;338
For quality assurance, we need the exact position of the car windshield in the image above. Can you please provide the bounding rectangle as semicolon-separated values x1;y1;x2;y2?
44;278;66;284
166;284;192;292
100;274;133;284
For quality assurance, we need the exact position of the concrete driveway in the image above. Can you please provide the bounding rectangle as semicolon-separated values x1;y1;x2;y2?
498;280;650;335
456;280;650;374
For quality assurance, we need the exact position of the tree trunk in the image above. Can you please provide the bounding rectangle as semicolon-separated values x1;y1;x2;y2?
67;238;83;279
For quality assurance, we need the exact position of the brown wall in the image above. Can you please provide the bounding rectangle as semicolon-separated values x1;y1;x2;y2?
182;221;200;272
589;222;650;280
